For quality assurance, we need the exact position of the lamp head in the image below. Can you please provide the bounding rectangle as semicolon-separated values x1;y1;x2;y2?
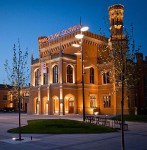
74;52;81;55
72;43;80;47
81;26;89;32
75;34;84;39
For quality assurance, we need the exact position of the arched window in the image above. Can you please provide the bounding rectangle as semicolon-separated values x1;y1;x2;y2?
35;69;40;86
67;65;73;83
53;65;58;83
90;67;94;84
103;72;110;84
43;67;48;85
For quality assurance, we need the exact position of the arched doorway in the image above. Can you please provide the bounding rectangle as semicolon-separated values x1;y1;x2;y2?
52;96;59;114
69;99;74;114
64;94;75;114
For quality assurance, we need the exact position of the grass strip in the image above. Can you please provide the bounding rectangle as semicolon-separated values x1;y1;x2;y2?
8;119;116;134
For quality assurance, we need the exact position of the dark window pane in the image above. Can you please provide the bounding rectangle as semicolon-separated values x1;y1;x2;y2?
67;65;73;83
53;65;58;83
90;67;94;84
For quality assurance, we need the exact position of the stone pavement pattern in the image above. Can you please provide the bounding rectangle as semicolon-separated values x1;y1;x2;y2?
0;114;147;150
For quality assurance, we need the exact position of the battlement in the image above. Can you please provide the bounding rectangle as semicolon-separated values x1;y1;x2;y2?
108;4;124;11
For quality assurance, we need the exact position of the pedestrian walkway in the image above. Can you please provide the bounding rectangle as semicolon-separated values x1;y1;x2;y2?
0;113;147;150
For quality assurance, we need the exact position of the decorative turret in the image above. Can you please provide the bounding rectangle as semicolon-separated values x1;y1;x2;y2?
108;4;124;36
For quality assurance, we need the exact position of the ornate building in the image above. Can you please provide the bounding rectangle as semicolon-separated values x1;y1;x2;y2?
28;4;130;115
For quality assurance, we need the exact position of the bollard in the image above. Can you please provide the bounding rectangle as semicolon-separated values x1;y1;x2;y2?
31;136;32;140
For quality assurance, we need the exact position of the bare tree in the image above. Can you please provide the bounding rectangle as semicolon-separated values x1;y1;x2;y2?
97;24;140;150
4;41;29;140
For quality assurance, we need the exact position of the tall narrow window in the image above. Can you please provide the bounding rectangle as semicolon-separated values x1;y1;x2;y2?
35;69;40;86
67;65;73;83
112;19;114;25
103;72;110;84
43;67;48;85
90;67;94;84
103;96;111;108
53;65;58;83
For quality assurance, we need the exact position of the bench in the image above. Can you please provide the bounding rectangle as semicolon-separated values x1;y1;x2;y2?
85;116;110;126
112;120;128;130
85;115;95;123
95;117;110;126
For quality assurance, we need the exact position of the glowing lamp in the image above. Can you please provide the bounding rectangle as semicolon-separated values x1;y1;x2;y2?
81;26;89;32
72;43;80;47
75;34;84;39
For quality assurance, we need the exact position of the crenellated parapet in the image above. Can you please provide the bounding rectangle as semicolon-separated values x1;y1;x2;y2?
38;31;108;58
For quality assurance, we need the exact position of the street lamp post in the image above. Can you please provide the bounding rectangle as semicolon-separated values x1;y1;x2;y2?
81;36;86;121
18;86;22;140
72;26;89;121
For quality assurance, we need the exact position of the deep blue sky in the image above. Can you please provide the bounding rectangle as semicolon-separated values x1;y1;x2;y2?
0;0;147;83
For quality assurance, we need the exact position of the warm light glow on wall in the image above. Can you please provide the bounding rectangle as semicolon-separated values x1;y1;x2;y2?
53;97;59;114
60;88;63;99
36;103;39;115
46;103;48;115
60;103;63;115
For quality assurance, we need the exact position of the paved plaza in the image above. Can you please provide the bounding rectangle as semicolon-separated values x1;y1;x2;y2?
0;113;147;150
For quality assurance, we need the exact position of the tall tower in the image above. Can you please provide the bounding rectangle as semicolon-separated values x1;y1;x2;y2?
108;4;124;36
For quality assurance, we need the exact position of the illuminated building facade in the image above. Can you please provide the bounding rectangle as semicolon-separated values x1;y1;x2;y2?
0;84;13;109
0;84;29;112
28;4;130;115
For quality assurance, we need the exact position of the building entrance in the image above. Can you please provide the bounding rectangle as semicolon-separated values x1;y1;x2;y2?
68;101;74;113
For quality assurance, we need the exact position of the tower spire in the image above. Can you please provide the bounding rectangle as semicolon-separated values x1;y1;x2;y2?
108;4;124;36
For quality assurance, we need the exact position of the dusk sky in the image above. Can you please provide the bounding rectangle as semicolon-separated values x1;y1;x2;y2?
0;0;147;83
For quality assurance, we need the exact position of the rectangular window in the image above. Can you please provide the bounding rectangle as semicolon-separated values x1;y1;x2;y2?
103;96;111;108
43;73;48;85
103;72;110;84
90;95;96;108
